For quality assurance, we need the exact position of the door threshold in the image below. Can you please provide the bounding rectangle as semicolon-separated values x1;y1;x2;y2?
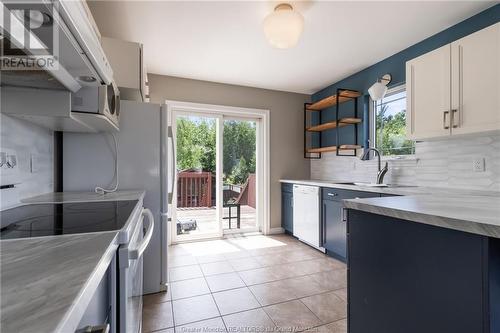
224;231;262;238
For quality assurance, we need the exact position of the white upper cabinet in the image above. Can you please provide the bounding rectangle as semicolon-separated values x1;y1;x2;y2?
450;23;500;135
406;22;500;140
101;37;145;102
406;44;452;140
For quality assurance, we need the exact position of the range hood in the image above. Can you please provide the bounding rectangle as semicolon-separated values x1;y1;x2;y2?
0;0;113;92
1;86;118;133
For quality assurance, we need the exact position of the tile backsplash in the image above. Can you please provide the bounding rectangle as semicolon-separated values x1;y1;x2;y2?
311;133;500;192
0;114;53;207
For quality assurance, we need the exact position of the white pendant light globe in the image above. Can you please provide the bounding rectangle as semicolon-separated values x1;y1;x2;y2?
368;74;392;101
368;82;388;101
263;3;304;49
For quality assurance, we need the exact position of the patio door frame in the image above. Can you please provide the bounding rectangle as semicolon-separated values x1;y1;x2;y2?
166;100;270;244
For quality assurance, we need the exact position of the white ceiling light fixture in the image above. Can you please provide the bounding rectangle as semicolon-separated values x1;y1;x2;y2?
368;74;392;101
263;3;304;49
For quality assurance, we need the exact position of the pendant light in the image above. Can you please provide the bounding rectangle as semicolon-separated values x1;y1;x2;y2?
263;3;304;49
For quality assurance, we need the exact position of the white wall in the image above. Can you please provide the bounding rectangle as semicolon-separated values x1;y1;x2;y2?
0;114;53;206
311;133;500;192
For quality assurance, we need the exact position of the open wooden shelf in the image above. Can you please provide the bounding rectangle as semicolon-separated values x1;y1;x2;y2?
306;90;361;111
306;117;361;132
306;145;361;154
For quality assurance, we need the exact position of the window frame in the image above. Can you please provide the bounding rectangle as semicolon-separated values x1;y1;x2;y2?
369;83;416;159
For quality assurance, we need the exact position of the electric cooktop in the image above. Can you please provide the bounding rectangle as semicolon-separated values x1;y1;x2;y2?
0;200;138;240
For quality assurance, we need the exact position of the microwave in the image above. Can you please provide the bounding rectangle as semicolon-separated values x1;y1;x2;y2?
72;81;120;127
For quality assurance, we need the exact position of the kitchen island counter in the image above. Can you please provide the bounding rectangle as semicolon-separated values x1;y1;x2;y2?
344;194;500;239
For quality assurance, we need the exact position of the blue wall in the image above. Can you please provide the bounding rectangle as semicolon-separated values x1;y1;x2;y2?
312;4;500;149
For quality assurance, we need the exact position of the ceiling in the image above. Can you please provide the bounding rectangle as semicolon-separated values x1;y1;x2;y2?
88;1;495;94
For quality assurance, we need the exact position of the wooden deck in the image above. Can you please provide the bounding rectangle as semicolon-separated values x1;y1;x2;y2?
176;205;256;235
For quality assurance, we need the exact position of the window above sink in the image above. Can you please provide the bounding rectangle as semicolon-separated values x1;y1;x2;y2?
370;84;416;157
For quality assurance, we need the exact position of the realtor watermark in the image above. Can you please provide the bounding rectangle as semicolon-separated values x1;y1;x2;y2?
177;326;321;333
0;0;59;70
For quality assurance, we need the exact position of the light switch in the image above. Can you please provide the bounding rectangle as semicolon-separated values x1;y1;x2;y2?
0;148;21;187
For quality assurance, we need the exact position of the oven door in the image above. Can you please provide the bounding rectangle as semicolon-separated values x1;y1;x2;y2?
118;208;154;333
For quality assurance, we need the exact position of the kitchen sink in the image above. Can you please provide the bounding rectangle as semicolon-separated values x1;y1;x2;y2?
333;182;418;188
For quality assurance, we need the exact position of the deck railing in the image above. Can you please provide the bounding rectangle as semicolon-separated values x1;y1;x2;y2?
177;171;256;208
177;171;213;208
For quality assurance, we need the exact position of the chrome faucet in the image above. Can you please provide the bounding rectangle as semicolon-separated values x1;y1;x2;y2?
361;148;388;184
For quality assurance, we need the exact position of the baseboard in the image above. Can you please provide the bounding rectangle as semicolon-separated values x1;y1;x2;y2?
267;227;285;235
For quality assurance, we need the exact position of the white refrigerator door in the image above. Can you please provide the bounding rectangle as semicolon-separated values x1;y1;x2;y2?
63;100;167;294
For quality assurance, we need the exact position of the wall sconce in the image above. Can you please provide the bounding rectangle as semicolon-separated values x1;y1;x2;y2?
368;74;392;101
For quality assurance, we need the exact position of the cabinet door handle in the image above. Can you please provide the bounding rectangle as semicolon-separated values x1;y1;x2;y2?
451;109;459;128
457;45;463;129
322;203;326;245
410;64;415;134
341;208;348;222
443;110;450;130
327;193;338;197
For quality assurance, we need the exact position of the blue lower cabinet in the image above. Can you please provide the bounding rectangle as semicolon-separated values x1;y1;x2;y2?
281;185;293;233
321;188;380;262
322;199;346;262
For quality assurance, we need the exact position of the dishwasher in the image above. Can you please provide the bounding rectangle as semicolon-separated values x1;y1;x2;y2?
292;185;324;252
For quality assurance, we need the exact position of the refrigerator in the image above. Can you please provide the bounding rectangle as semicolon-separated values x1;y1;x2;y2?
63;100;171;295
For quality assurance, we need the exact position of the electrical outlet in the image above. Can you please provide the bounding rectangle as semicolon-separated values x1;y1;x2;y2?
472;158;485;172
0;148;20;187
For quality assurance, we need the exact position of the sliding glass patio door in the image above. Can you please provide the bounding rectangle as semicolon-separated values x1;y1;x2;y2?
169;105;263;243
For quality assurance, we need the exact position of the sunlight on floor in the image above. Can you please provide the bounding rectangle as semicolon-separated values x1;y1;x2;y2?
170;235;288;258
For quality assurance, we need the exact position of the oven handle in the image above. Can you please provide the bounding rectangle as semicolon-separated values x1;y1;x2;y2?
129;208;155;260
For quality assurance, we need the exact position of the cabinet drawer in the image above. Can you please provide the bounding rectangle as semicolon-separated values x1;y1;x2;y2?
322;188;379;201
281;183;294;193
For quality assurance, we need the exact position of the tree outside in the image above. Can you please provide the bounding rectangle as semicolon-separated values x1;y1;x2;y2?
375;91;415;156
176;116;256;185
176;116;216;172
223;120;256;185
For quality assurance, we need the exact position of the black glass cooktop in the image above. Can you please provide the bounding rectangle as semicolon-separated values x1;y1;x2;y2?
0;200;138;240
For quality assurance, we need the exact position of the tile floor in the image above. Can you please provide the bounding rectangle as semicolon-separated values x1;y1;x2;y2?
143;234;347;333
